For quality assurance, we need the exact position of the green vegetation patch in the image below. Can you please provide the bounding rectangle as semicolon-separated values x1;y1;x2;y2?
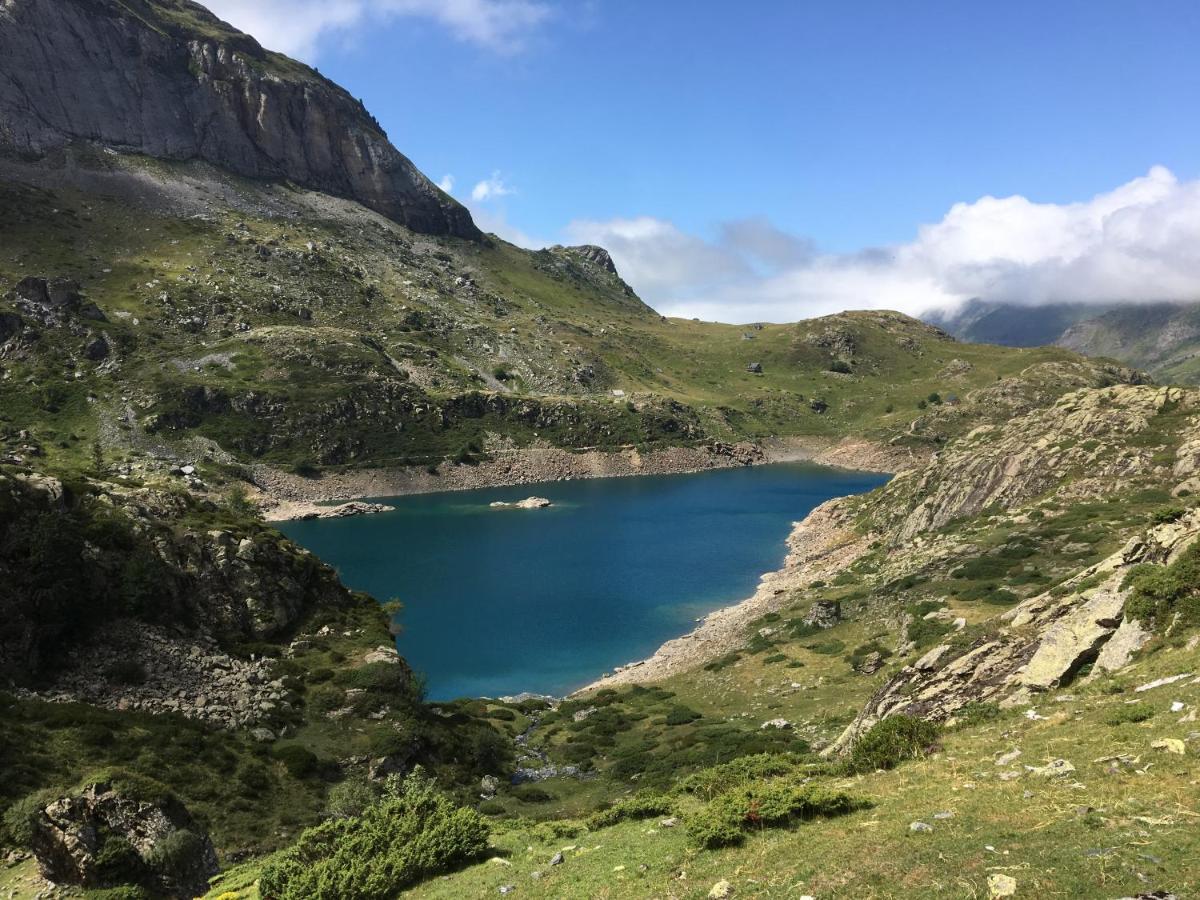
258;769;489;900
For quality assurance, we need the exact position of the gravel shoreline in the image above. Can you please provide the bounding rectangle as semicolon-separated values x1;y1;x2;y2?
568;438;920;694
253;437;916;522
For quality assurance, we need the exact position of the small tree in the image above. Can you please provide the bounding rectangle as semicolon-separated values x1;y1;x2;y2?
90;438;107;476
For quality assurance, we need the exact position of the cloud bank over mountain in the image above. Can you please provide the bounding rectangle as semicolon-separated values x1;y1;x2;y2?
569;167;1200;323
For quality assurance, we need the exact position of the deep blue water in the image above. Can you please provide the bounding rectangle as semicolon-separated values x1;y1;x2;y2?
278;463;887;699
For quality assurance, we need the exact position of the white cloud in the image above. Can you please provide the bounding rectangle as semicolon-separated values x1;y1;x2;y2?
437;174;455;194
471;172;516;202
200;0;550;60
568;167;1200;324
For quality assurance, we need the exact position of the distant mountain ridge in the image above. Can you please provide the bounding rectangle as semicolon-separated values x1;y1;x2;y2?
0;0;480;239
925;298;1200;384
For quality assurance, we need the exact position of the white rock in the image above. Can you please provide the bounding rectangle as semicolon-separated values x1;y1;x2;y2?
1135;673;1194;692
988;873;1017;898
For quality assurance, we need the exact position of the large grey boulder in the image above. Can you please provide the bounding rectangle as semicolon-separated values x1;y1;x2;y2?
0;0;479;240
30;782;218;898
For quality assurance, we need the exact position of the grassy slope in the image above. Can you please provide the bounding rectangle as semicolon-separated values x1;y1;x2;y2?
0;168;1134;478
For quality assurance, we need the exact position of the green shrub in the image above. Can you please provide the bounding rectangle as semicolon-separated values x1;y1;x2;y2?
703;652;742;672
326;778;382;819
477;800;505;816
260;769;489;899
763;653;788;664
93;836;146;885
906;615;952;648
146;828;206;883
585;793;673;829
307;684;346;715
804;639;845;656
828;360;852;374
952;702;1003;728
1124;542;1200;629
1104;704;1155;726
3;789;58;846
841;715;940;774
677;754;798;800
487;707;516;721
686;781;863;849
513;786;553;804
271;745;319;778
1151;505;1186;525
664;705;702;726
980;588;1019;606
84;887;151;900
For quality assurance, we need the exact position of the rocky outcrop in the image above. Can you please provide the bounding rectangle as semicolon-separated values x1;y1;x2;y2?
803;599;841;629
31;782;218;898
0;468;358;685
489;496;552;509
538;245;645;307
826;511;1200;754
863;386;1193;543
0;0;479;239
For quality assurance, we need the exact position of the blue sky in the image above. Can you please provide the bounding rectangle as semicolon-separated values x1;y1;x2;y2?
206;0;1200;321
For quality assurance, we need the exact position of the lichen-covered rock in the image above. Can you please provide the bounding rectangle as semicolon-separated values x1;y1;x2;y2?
31;782;218;898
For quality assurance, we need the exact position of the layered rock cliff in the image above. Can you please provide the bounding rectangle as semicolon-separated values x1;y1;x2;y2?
0;0;480;239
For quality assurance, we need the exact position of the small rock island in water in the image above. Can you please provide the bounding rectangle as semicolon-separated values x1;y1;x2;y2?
489;496;553;509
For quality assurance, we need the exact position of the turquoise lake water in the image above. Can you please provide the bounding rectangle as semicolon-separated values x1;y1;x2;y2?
278;463;888;700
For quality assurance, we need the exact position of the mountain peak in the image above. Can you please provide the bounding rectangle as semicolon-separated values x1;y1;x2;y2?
0;0;481;239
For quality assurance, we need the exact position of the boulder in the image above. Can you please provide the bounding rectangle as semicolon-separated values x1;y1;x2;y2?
1018;578;1126;691
803;599;841;629
1090;617;1152;674
746;362;763;374
83;335;110;361
30;783;218;898
490;496;552;510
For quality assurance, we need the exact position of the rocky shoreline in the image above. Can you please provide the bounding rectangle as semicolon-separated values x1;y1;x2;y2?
254;437;913;522
249;434;914;698
572;494;880;693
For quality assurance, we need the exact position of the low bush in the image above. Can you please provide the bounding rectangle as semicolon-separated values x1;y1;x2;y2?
840;715;940;774
1104;703;1155;726
804;639;845;656
585;793;673;829
677;753;798;800
271;745;319;779
686;781;863;849
512;785;553;804
1124;542;1200;629
326;778;382;819
664;705;702;726
951;702;1003;729
703;652;742;671
259;769;489;899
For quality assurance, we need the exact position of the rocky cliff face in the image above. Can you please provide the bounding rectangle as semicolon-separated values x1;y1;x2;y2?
0;0;480;239
0;468;360;686
863;385;1192;543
